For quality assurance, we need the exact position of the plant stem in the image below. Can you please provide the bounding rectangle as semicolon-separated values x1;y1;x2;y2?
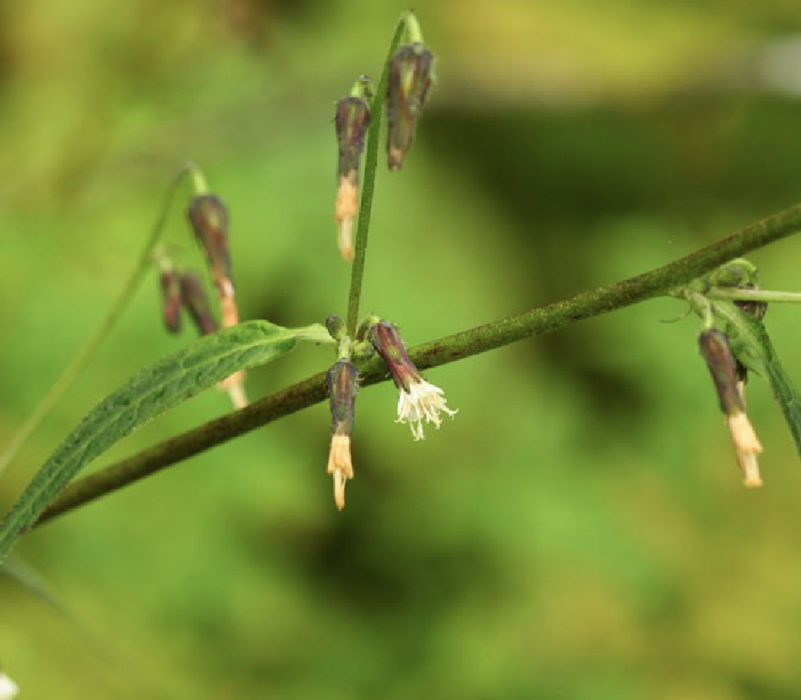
708;288;801;303
34;200;801;525
345;17;405;335
0;163;199;479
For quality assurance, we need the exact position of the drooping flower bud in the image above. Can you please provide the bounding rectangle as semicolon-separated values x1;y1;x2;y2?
370;320;456;440
699;329;763;487
159;269;183;334
327;360;359;510
334;95;371;261
179;271;218;336
187;193;240;328
188;195;231;292
187;192;247;408
386;43;434;171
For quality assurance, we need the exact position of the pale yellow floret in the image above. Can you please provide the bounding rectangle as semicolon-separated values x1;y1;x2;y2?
327;433;354;511
334;175;358;261
727;411;763;488
219;370;248;409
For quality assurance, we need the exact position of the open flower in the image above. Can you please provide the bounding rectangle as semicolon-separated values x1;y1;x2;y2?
327;360;359;510
699;329;763;487
370;320;456;440
0;669;18;700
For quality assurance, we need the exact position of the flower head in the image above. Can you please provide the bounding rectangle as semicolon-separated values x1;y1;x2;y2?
327;360;359;510
188;194;232;297
386;43;434;171
370;320;456;440
334;95;371;261
699;329;763;487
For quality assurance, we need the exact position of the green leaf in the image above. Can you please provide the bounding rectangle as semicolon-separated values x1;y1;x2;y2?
714;301;801;465
0;320;328;562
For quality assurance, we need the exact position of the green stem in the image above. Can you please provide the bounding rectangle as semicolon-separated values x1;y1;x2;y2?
0;163;199;479
34;200;801;525
402;11;423;44
345;17;405;335
708;288;801;304
687;292;715;328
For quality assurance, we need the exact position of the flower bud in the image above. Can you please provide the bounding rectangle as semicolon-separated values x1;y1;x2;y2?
699;329;744;416
179;271;218;336
334;96;371;261
370;320;417;392
327;360;359;510
699;329;763;487
188;194;232;298
159;269;183;334
370;320;456;440
326;315;346;342
386;43;434;171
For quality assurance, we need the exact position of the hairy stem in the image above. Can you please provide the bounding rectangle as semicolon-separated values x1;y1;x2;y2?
0;163;199;479
35;200;801;525
345;17;405;335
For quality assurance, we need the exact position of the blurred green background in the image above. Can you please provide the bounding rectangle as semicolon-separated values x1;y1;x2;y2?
3;1;801;698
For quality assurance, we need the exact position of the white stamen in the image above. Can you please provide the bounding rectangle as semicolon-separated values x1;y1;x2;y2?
396;378;457;441
727;411;763;488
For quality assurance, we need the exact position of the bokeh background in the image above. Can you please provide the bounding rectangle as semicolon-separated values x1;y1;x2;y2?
3;1;801;698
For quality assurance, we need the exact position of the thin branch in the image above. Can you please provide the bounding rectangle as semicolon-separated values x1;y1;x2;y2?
345;17;405;335
0;164;199;479
35;200;801;526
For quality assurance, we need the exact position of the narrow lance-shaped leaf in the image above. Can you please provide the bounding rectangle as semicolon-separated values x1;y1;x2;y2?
0;320;331;563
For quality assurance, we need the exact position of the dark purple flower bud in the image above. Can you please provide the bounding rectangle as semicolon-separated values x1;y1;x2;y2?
328;360;358;438
335;96;371;179
698;330;743;416
334;96;371;261
327;360;359;510
699;329;763;487
159;269;182;334
187;194;232;297
179;271;218;336
369;320;418;392
386;43;434;171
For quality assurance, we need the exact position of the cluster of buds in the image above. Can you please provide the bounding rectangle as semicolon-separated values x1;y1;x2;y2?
330;14;435;263
386;41;434;171
321;317;456;510
334;81;372;261
186;191;248;408
370;319;456;440
0;667;18;700
699;329;763;487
